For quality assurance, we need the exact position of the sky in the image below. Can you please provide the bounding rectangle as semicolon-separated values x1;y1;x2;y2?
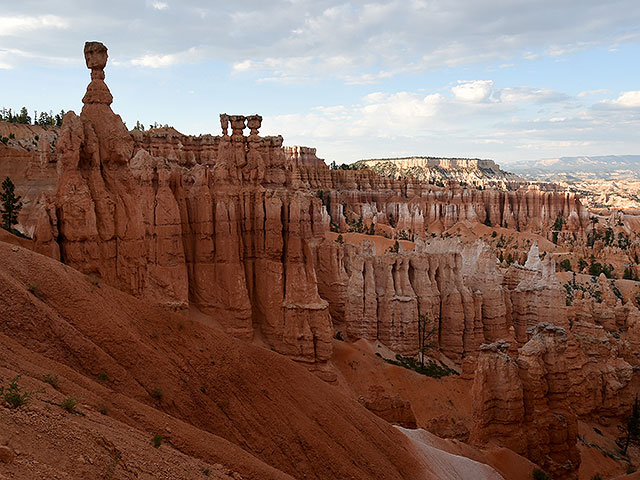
1;0;639;165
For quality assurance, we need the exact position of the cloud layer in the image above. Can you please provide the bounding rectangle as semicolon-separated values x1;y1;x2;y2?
1;1;639;164
261;81;640;163
2;0;640;77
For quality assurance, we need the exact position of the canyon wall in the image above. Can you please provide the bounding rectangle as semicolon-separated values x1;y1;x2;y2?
471;326;580;479
23;43;632;388
33;42;334;377
355;156;523;186
7;41;638;475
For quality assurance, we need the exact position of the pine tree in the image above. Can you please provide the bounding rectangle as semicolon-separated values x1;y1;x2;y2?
618;394;640;455
417;313;436;369
0;177;22;231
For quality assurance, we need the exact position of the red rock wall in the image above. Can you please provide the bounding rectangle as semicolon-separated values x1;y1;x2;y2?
34;54;334;376
471;326;580;480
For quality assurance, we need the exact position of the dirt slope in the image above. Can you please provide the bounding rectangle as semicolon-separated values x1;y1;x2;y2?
0;239;504;479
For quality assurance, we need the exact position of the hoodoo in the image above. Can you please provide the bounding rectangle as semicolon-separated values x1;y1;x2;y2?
1;40;639;480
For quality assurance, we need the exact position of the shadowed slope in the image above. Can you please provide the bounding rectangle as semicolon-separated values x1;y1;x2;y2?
0;239;506;479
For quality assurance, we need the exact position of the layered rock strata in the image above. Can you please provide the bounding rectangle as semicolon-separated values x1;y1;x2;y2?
315;237;508;360
358;385;417;429
472;326;580;479
34;42;333;376
24;44;638;416
354;156;523;185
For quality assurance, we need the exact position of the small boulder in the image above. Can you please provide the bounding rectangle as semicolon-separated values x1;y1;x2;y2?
0;445;15;464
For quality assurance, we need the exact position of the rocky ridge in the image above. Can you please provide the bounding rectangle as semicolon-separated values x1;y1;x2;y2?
354;156;523;187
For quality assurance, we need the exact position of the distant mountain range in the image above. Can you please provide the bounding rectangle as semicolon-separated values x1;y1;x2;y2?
503;155;640;181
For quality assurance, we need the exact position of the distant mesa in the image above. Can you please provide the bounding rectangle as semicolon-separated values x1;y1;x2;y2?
354;156;522;185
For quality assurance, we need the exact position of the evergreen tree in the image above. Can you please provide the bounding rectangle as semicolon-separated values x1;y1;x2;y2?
618;394;640;455
16;107;31;125
417;313;436;369
0;177;23;231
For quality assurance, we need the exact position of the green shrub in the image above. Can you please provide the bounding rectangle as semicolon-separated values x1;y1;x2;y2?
151;434;163;448
61;396;80;413
591;474;603;480
383;354;457;379
532;468;550;480
27;282;45;300
97;373;109;382
151;387;163;402
105;451;121;479
0;375;33;408
43;373;59;389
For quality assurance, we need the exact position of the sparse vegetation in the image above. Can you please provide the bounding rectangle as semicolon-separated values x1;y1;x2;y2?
417;313;436;370
104;451;121;479
387;213;396;228
0;375;33;408
43;373;59;389
348;215;366;233
335;234;344;244
623;267;639;281
553;213;566;232
383;354;457;379
98;404;109;415
60;396;80;413
564;282;574;306
578;258;588;272
611;281;624;302
617;394;640;455
532;468;550;480
151;434;163;448
27;282;47;302
151;387;164;403
559;259;572;272
97;372;109;382
1;176;23;232
589;257;614;278
202;468;211;476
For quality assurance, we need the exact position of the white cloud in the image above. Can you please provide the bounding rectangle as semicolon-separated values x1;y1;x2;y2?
517;141;593;150
611;91;640;107
498;87;568;104
260;81;640;164
0;47;77;69
2;0;637;84
451;80;493;102
129;47;201;68
577;89;610;97
0;15;69;36
131;53;180;68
